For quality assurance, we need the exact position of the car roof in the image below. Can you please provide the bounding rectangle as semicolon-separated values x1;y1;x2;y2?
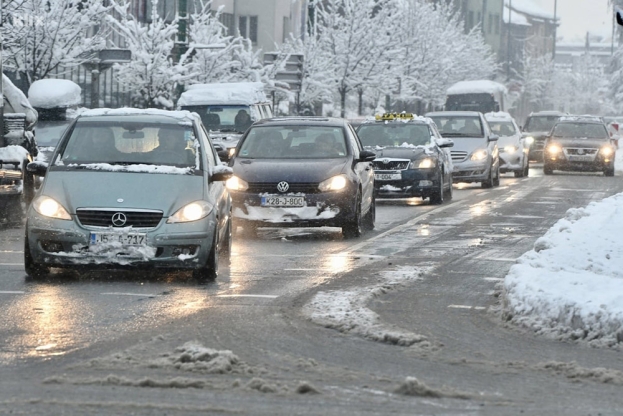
251;116;348;128
77;108;199;125
359;114;434;126
484;111;515;122
426;111;482;117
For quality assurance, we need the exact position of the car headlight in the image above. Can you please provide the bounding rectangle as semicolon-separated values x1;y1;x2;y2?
601;146;614;156
546;144;562;154
470;149;488;161
417;158;435;168
33;196;71;220
318;174;348;192
524;136;535;145
504;145;518;153
228;148;236;158
226;176;249;191
168;201;214;223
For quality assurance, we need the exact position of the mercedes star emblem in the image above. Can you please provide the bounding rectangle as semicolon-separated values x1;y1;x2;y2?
111;212;127;227
382;158;390;164
276;181;290;193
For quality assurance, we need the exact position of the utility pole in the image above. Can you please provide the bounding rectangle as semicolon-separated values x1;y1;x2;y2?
506;0;512;81
175;0;188;63
552;0;558;61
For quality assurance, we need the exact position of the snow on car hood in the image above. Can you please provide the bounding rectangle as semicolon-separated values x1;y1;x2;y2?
41;170;205;215
232;158;347;183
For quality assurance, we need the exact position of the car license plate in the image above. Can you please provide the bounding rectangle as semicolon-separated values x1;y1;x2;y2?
568;155;594;162
261;196;306;207
375;173;401;181
90;232;146;246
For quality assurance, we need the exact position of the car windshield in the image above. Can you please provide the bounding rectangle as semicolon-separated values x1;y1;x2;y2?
181;105;252;133
429;116;483;137
57;120;200;168
35;120;72;147
488;121;516;137
357;123;432;147
524;115;560;132
238;126;347;159
552;122;609;139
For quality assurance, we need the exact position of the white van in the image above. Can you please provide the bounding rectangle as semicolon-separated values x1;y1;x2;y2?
177;82;273;157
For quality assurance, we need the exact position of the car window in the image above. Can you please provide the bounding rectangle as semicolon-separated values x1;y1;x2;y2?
429;116;484;138
238;126;347;159
180;105;252;133
347;125;361;159
357;123;433;147
524;116;559;132
488;121;517;136
57;120;200;168
552;123;609;139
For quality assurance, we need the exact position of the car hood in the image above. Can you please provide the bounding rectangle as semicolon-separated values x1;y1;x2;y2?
498;136;521;147
41;171;205;215
371;147;429;161
232;158;348;183
448;138;489;153
548;137;610;149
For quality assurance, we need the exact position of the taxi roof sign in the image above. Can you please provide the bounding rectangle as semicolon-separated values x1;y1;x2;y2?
375;112;415;121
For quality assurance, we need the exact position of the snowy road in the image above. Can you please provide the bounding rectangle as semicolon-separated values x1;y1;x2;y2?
1;167;623;415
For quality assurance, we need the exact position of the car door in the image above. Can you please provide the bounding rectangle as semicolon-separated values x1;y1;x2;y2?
199;124;231;234
347;124;374;213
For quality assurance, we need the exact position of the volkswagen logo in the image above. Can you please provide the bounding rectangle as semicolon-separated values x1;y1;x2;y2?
276;181;290;193
111;212;127;227
382;158;390;164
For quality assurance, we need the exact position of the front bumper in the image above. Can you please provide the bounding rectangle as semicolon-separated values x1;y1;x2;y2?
230;190;355;227
26;211;216;270
374;169;438;198
451;160;491;183
499;150;525;173
528;138;546;160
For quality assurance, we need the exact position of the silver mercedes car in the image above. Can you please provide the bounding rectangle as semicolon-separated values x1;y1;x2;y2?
24;108;233;281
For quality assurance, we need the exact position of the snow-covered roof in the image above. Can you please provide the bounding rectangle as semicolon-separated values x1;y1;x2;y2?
178;82;269;106
28;79;82;109
503;5;531;26
446;80;508;96
78;108;199;125
505;0;557;21
485;111;514;121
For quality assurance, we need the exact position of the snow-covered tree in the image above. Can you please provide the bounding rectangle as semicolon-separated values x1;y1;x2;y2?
1;0;109;88
106;0;191;108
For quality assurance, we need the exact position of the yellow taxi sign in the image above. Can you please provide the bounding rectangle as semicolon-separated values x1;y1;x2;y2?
375;112;415;121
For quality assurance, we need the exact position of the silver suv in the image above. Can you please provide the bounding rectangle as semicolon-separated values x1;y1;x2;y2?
426;111;500;188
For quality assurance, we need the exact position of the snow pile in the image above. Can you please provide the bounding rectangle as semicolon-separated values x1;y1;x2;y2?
28;79;82;108
0;145;29;164
503;193;623;348
303;266;437;349
178;82;268;106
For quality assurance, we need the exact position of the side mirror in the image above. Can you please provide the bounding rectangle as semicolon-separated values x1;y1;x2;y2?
436;138;454;148
217;150;231;163
27;161;48;177
489;134;499;142
359;150;376;162
211;165;234;182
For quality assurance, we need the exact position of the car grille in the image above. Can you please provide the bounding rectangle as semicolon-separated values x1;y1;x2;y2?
247;182;320;194
371;160;410;170
76;209;163;228
450;151;468;162
565;148;598;156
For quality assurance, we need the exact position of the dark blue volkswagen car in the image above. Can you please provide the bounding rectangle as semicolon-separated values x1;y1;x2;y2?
226;117;376;238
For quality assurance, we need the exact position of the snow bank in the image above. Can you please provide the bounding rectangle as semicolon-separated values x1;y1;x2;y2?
503;193;623;348
446;80;507;96
28;79;82;108
178;82;268;106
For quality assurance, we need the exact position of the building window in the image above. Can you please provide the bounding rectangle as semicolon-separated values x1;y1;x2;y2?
239;15;258;44
219;12;234;37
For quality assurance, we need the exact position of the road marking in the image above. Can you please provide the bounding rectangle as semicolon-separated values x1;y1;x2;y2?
448;305;486;310
101;292;160;297
0;291;25;294
483;277;504;282
216;294;278;299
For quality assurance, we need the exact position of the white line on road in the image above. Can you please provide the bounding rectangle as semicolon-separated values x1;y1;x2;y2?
101;292;160;297
216;294;278;299
0;291;25;294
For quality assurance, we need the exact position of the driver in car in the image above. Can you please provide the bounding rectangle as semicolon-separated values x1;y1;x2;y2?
151;127;192;165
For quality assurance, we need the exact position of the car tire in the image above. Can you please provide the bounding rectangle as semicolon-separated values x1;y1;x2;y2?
24;235;50;279
430;172;444;205
523;159;530;177
193;232;218;282
221;215;233;259
543;164;553;175
342;192;363;239
604;166;615;177
22;161;35;208
481;165;494;188
492;164;500;186
363;194;375;230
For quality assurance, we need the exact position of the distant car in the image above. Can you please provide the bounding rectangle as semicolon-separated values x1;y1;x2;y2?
543;116;616;176
356;113;454;204
522;111;567;161
226;117;376;238
485;112;529;177
426;111;500;188
24;108;233;281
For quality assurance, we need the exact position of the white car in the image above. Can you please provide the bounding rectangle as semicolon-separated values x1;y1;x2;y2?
485;112;529;178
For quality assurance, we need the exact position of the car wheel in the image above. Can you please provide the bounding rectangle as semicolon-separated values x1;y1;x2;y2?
342;192;362;239
481;165;494;188
523;159;530;177
492;165;500;186
604;166;615;177
430;172;444;205
193;232;218;282
543;164;553;175
221;215;233;259
363;194;375;230
22;161;35;207
24;235;49;279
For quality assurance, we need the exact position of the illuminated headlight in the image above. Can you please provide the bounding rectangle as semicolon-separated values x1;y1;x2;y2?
33;196;71;220
546;144;562;154
470;150;488;161
228;148;236;158
417;158;435;169
504;145;518;153
226;176;249;191
601;146;614;156
168;201;213;223
319;174;348;192
525;136;535;145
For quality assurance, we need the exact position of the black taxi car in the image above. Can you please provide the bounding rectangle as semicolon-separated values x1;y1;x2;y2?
356;113;454;204
543;116;616;176
226;117;376;238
